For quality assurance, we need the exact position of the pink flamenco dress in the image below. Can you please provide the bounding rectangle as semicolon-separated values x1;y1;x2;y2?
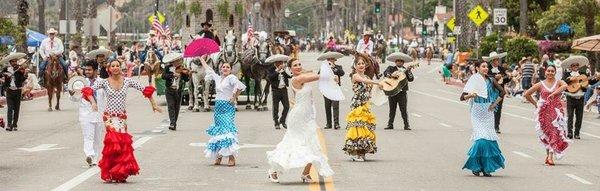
535;81;570;159
82;78;155;182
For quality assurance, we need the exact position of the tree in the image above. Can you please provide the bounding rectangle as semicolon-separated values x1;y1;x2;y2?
87;0;98;50
260;0;284;34
519;0;527;34
17;0;29;52
72;0;83;50
37;0;45;33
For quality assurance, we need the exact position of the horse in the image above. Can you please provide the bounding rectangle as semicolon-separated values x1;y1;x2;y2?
143;50;162;86
373;39;387;64
425;47;433;65
186;58;213;112
44;55;64;111
408;47;419;62
222;30;238;65
349;50;380;79
241;39;272;111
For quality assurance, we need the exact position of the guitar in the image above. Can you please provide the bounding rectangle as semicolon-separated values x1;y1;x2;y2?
379;63;419;96
566;75;589;93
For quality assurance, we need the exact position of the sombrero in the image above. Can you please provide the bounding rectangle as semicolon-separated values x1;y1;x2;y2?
47;28;58;34
0;52;27;65
85;48;111;59
265;54;290;64
163;52;183;63
288;31;296;37
148;30;156;36
317;52;344;61
482;51;507;62
561;55;589;68
386;52;413;63
67;76;89;96
201;21;213;27
363;30;373;36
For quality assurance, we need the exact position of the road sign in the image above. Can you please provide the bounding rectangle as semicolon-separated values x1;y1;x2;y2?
468;5;489;27
493;8;507;25
147;12;166;25
446;17;455;32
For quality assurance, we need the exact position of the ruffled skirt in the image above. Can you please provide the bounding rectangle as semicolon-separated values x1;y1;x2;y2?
205;100;240;159
343;103;377;156
98;113;139;182
536;100;570;158
462;139;505;174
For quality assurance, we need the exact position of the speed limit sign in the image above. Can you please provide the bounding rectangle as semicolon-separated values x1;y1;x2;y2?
493;8;507;25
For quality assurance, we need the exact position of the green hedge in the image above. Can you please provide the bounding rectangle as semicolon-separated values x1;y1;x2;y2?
505;36;539;64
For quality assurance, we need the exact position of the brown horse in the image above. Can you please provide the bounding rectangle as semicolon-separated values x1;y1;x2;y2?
44;55;64;111
143;50;162;86
351;51;380;79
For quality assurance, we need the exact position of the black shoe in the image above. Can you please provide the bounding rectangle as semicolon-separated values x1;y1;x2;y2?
482;172;492;177
567;133;573;139
282;124;287;129
574;134;581;139
12;126;17;131
275;124;281;130
5;126;12;131
472;172;481;176
168;125;176;131
334;124;340;130
384;126;394;130
324;125;332;129
496;130;501;134
404;126;411;130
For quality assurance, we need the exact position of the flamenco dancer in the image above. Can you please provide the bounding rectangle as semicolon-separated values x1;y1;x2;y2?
83;60;162;182
524;65;570;165
460;61;506;177
199;56;246;166
267;58;339;183
343;54;380;162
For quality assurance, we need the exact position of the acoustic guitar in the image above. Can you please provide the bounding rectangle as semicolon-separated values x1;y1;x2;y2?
566;75;589;93
379;63;419;96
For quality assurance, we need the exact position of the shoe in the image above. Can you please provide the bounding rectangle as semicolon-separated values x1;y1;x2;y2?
334;124;340;130
482;172;492;177
227;157;236;167
324;125;332;129
545;158;555;166
574;134;581;139
275;124;281;130
384;126;394;130
12;125;17;131
282;124;287;129
268;170;279;183
472;172;481;176
404;126;412;130
214;156;222;165
168;125;176;131
301;174;314;183
86;156;93;166
567;133;573;139
5;126;12;131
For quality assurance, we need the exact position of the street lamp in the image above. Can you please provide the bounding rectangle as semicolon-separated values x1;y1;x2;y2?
254;2;261;29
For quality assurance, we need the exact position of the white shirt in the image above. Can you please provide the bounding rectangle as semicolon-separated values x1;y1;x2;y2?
204;69;246;101
356;39;374;55
39;37;64;60
70;78;105;123
7;66;16;89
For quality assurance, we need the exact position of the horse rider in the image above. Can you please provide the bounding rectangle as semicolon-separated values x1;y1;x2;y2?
146;30;159;49
38;28;68;84
1;52;28;131
171;34;183;53
356;30;374;55
198;20;221;46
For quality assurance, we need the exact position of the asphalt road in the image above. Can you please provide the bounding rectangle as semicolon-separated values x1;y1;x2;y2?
1;52;599;191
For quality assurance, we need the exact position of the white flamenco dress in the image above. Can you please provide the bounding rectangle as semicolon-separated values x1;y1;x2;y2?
266;79;335;177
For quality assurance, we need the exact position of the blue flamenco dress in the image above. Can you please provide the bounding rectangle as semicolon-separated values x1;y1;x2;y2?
462;79;506;174
203;69;246;159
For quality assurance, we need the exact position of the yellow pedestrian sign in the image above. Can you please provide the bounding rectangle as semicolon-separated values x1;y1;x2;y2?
468;5;488;27
446;17;455;32
148;12;166;25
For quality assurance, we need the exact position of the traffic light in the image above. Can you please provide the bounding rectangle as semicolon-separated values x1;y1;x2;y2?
326;0;332;11
374;2;381;13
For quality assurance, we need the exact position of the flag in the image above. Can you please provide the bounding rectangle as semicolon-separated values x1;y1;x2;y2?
152;15;164;35
164;25;172;40
247;25;254;41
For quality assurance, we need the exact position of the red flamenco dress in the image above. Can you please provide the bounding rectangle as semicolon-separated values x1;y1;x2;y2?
535;81;570;159
82;78;155;182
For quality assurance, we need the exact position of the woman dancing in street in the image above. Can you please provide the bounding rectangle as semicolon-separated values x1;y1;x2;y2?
343;55;380;161
524;65;570;165
267;58;334;183
199;56;246;166
83;60;162;182
460;61;506;177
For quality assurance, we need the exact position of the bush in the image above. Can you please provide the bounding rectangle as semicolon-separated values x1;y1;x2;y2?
505;36;539;64
538;40;572;54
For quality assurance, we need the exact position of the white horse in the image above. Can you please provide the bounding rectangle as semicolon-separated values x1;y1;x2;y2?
186;58;213;112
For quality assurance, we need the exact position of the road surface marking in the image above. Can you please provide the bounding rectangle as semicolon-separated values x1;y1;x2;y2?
51;137;153;191
413;90;600;139
312;128;335;191
439;123;452;127
18;144;66;152
511;151;533;159
151;129;163;133
565;174;593;185
411;113;422;118
582;132;600;139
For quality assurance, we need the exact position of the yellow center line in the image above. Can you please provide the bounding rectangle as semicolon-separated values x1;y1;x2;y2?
309;128;336;191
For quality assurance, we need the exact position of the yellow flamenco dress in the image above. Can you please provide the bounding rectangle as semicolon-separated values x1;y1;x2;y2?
343;81;377;157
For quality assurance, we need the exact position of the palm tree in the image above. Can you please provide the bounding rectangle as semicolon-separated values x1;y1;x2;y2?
37;0;45;33
17;0;29;52
72;0;83;49
87;0;98;50
519;0;527;34
260;0;284;34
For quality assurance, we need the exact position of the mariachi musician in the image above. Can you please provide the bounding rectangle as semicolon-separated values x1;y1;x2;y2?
1;52;28;131
561;55;590;139
383;52;414;130
162;53;190;131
